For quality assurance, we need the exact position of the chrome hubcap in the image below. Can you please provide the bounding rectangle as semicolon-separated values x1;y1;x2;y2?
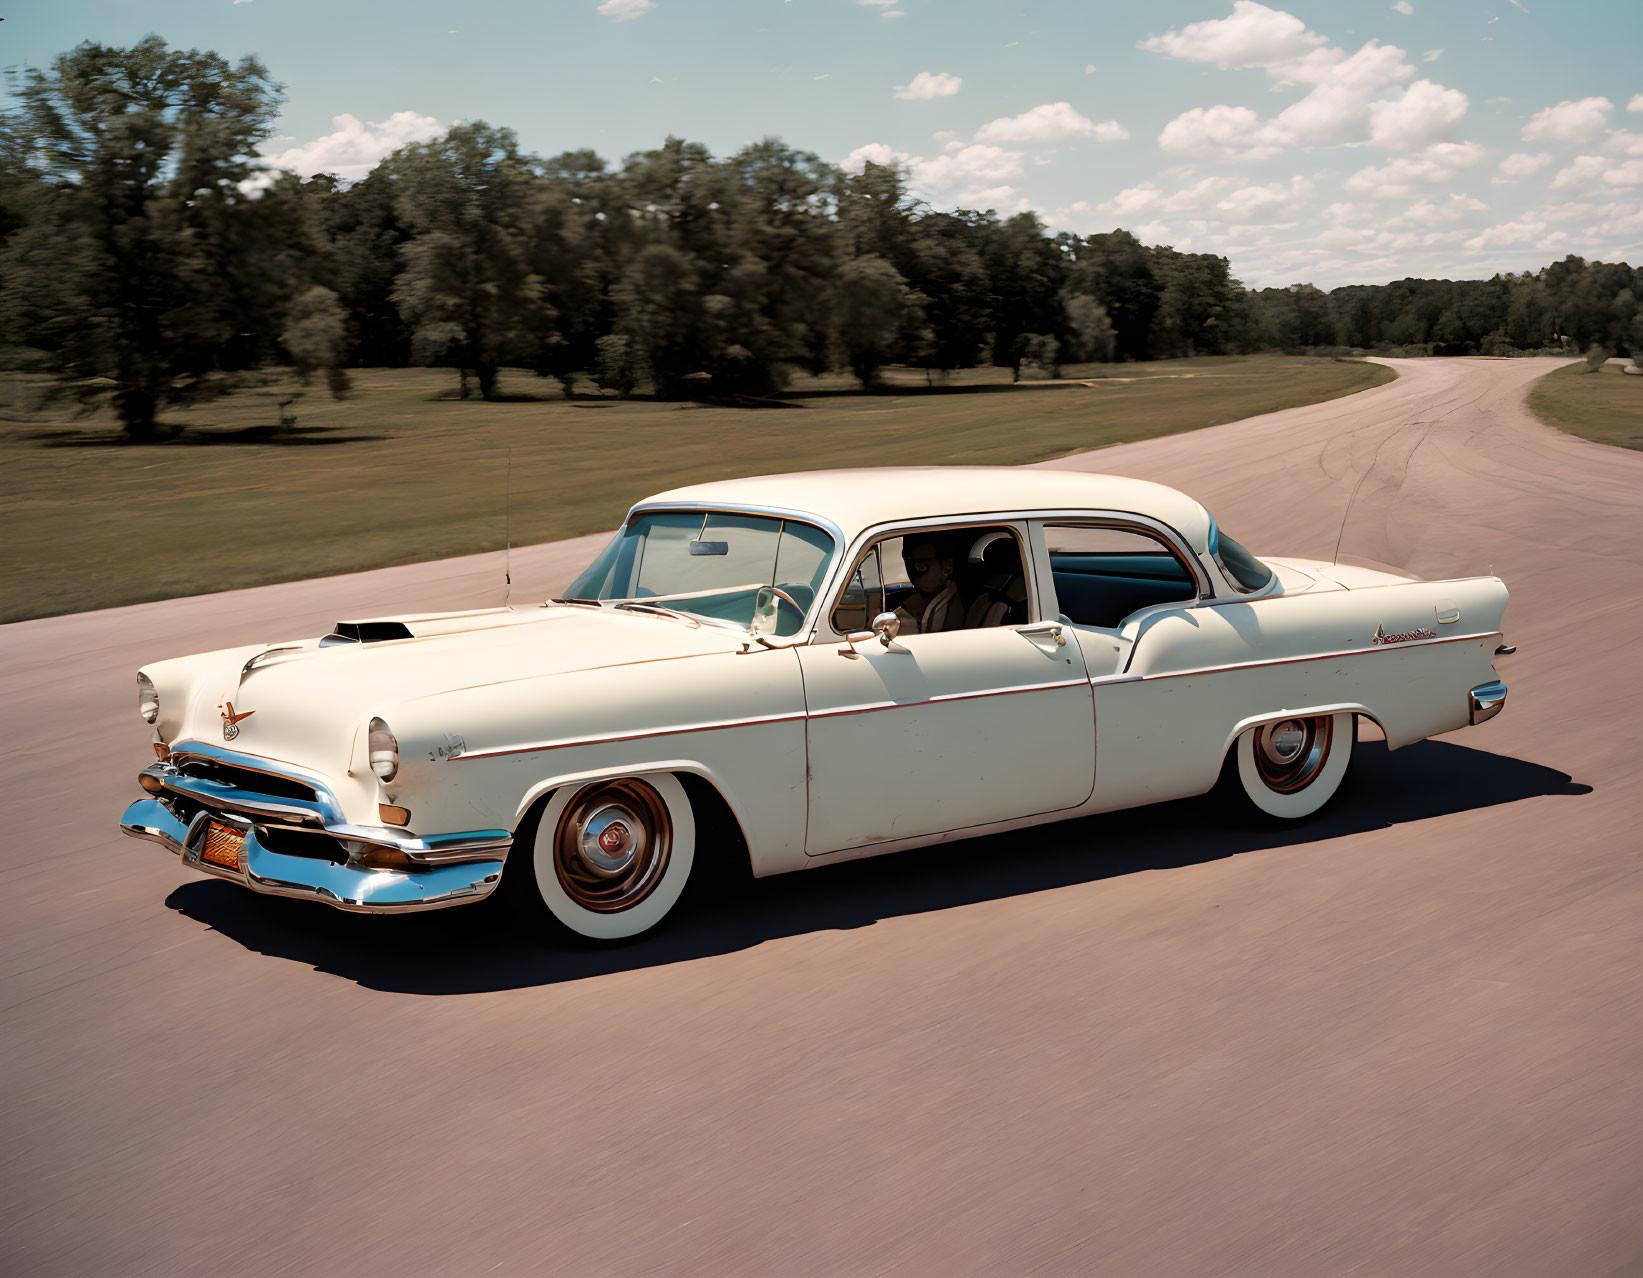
1253;716;1333;794
1261;720;1307;765
578;805;642;876
552;780;673;913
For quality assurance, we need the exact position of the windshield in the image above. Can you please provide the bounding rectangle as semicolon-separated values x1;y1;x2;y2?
565;510;835;636
1207;518;1274;594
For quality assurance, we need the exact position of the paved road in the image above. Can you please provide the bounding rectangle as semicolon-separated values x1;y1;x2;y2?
5;358;1641;1276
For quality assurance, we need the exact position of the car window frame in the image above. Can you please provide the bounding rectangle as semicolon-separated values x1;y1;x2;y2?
817;518;1037;642
603;501;845;636
1029;513;1209;634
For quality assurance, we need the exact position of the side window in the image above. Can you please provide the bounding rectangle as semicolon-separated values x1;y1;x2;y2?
828;524;1029;637
830;545;885;635
1044;523;1199;629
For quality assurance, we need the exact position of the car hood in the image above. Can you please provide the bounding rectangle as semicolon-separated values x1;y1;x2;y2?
159;604;756;775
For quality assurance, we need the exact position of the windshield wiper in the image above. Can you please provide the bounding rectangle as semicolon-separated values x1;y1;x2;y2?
549;596;601;607
612;601;697;623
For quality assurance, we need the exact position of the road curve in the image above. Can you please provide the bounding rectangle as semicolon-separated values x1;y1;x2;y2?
4;357;1641;1276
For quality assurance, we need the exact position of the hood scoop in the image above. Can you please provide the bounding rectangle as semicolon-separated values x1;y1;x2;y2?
322;620;415;645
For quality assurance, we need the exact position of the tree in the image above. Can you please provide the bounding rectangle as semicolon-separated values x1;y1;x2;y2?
830;254;917;388
280;285;351;399
1;37;283;438
614;242;702;397
392;122;555;400
1067;230;1159;362
1062;292;1116;363
592;333;643;396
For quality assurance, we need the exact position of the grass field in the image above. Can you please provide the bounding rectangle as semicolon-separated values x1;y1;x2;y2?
1527;360;1643;452
0;355;1392;623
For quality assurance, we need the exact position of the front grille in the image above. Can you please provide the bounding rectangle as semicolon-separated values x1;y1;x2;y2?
253;825;347;863
175;758;319;803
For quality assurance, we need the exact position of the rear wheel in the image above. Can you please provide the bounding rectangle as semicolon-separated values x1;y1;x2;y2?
519;774;696;942
1230;712;1355;820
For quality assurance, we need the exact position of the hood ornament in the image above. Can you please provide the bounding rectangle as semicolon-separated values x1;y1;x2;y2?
221;701;256;740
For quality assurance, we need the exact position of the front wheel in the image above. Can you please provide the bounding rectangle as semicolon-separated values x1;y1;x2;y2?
520;774;696;942
1230;712;1355;820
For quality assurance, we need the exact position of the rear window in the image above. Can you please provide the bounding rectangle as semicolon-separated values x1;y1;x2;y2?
1208;521;1273;594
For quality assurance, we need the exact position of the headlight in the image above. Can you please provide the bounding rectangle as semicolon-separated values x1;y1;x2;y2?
138;673;160;724
368;717;398;783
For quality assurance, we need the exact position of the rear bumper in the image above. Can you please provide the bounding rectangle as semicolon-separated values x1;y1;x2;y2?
1468;679;1508;726
121;796;504;913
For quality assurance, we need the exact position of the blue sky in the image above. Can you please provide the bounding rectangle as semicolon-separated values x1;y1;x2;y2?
4;1;1640;287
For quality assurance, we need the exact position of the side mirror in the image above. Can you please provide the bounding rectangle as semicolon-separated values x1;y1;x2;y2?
838;610;909;657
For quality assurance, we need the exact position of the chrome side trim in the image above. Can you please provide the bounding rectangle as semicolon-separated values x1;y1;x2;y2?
120;798;502;913
1468;679;1507;725
457;710;811;761
458;676;1092;760
810;677;1090;720
1129;630;1500;683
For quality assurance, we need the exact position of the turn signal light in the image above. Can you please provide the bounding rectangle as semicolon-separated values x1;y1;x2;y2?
378;804;411;827
139;772;165;795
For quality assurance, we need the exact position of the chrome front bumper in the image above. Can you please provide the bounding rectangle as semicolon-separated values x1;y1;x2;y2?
120;741;510;913
122;797;504;912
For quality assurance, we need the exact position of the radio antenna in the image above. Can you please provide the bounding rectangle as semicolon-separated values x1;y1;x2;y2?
503;446;513;607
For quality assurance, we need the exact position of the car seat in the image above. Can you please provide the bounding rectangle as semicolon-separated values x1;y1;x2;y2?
964;531;1028;627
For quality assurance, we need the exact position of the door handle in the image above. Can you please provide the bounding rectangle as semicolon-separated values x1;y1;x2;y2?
1018;622;1066;648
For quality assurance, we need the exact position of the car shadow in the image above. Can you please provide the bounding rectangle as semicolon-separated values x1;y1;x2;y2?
164;739;1590;996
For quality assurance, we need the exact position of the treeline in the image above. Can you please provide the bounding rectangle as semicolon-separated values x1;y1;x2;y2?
2;38;1639;440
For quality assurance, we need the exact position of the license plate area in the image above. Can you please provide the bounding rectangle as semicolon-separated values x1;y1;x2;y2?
195;818;247;871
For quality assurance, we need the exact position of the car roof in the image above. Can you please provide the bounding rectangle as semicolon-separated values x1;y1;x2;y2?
635;467;1215;552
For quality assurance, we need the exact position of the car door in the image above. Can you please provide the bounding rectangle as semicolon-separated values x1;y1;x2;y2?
798;521;1095;857
1030;517;1215;811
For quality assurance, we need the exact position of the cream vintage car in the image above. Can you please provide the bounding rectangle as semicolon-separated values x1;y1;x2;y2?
121;468;1513;941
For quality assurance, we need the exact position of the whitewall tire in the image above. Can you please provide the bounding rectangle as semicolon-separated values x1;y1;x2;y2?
525;773;696;942
1232;712;1355;820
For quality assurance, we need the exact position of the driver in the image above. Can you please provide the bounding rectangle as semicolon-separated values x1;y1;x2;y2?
895;537;963;635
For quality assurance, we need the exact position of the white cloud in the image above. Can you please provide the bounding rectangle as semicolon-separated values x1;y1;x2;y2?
1464;219;1547;251
1547;155;1643;192
1521;96;1614;144
913;144;1024;188
882;9;906;15
1149;15;1467;160
1423;49;1443;62
257;111;445;183
843;143;908;171
1139;2;1326;73
843;141;1024;206
1158;104;1277;160
973;102;1127;147
1215;176;1313;220
1604;130;1643;157
1630;94;1643;113
1392;0;1413;13
1343;141;1485;197
232;0;253;6
857;0;894;5
1494;152;1551;182
597;0;655;19
893;71;961;100
1368;79;1468;149
1392;194;1488;226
